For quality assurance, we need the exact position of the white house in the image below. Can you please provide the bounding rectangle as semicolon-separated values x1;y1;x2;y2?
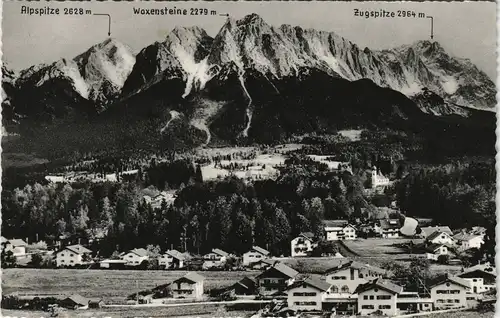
171;272;205;300
286;278;332;311
202;248;229;269
324;260;386;295
420;226;452;238
55;244;92;267
429;274;471;310
458;268;496;294
121;248;149;266
159;249;185;269
256;262;299;295
425;243;453;261
371;166;390;188
379;219;401;238
243;246;270;266
355;278;403;316
291;232;315;257
453;233;484;251
2;238;28;257
324;220;357;241
426;231;455;245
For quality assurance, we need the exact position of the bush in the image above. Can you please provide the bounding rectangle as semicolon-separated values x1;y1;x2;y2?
437;254;450;265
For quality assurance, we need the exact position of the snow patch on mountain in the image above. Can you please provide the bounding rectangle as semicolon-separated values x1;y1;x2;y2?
160;110;181;133
440;76;459;95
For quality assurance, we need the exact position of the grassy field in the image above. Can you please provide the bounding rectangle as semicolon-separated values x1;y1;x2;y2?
2;305;255;318
2;269;255;304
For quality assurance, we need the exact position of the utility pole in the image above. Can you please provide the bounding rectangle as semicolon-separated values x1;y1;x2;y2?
136;280;139;305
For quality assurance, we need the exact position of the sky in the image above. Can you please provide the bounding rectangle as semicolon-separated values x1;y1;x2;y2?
2;1;496;79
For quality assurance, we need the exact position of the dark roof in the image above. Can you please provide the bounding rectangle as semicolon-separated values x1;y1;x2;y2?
354;278;403;295
453;233;482;242
174;272;205;284
64;294;89;306
458;269;496;280
428;274;470;289
379;219;401;230
288;278;331;292
427;231;451;241
234;277;256;290
324;260;386;275
212;248;229;257
257;262;299;279
128;248;148;257
63;244;92;255
252;246;270;256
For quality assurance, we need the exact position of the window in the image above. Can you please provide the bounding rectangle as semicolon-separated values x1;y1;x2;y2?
359;273;364;278
293;292;304;296
305;292;316;296
70;254;74;257
363;295;368;300
454;299;460;303
379;305;391;309
341;285;349;293
447;300;454;303
361;305;374;309
467;297;475;300
437;300;445;303
60;253;65;257
369;295;374;300
377;295;391;300
70;260;74;263
331;286;338;293
450;290;460;294
473;279;477;282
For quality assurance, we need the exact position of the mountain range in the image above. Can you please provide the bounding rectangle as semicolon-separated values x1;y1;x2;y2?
2;13;496;154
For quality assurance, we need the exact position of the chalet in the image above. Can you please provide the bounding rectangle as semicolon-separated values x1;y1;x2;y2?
379;219;401;238
426;231;455;245
256;262;299;295
243;246;270;266
171;272;205;300
286;278;332;311
2;238;28;257
425;243;453;261
60;294;89;310
453;233;484;251
159;249;185;269
55;244;92;267
291;232;315;257
230;276;257;295
121;248;149;266
324;260;386;295
88;298;105;309
420;226;453;238
429;274;471;310
324;220;357;241
355;278;403;316
458;268;496;294
203;248;229;269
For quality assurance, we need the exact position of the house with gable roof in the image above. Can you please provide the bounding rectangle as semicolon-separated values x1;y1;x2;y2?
256;262;299;295
291;232;316;257
55;244;92;267
429;274;471;309
323;220;357;241
425;243;454;261
2;238;28;257
420;226;453;238
121;248;149;266
171;272;205;300
159;249;185;269
286;277;333;311
324;260;386;295
379;219;402;238
453;232;484;251
426;231;455;245
243;246;270;266
203;248;229;269
458;267;496;294
355;278;403;316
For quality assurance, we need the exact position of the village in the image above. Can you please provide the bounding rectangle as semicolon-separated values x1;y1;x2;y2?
1;142;496;317
1;215;494;317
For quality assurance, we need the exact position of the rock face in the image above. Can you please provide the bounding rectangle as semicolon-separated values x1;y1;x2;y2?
3;14;495;148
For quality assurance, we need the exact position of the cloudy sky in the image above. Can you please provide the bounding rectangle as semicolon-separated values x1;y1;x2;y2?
3;1;496;79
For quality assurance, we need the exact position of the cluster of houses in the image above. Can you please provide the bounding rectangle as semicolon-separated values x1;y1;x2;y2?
1;237;28;258
130;258;495;316
290;220;486;259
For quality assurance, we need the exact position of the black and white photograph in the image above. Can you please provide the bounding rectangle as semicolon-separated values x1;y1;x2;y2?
0;1;497;317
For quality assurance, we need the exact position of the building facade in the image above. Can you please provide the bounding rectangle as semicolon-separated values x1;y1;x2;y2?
242;246;270;266
355;279;402;316
429;276;470;310
324;261;386;295
121;248;149;266
256;262;299;295
171;272;205;300
286;278;332;311
55;244;92;267
291;232;315;257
